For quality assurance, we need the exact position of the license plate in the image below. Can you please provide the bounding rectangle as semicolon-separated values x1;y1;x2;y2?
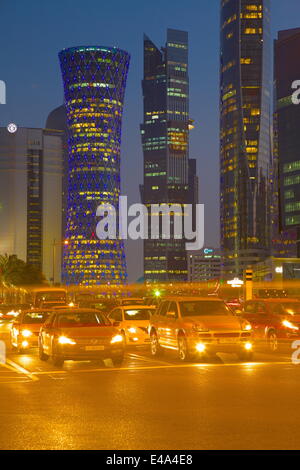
85;345;105;351
219;338;237;344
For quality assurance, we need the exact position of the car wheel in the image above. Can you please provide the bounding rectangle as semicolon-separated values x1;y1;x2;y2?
150;331;163;357
112;354;124;366
39;342;49;362
267;331;278;352
178;335;191;362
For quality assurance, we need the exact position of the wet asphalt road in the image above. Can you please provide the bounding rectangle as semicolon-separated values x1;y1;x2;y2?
1;320;300;450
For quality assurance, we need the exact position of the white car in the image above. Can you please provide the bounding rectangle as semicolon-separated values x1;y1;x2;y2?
108;305;156;346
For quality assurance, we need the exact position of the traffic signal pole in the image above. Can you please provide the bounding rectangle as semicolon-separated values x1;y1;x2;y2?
244;269;253;301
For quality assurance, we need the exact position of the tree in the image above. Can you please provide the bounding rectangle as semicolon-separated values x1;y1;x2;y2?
0;254;45;287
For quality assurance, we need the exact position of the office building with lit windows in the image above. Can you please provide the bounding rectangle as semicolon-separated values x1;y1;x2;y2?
274;28;300;256
141;29;196;282
59;46;129;286
0;126;63;282
188;248;221;282
220;0;272;277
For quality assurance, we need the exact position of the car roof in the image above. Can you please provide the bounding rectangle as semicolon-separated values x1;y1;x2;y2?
252;298;300;303
118;304;156;309
160;296;224;302
22;309;53;313
50;308;101;315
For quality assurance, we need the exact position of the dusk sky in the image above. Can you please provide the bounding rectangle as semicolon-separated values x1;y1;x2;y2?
1;0;300;281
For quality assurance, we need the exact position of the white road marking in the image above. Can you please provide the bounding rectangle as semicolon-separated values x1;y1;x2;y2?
5;359;39;381
29;360;295;377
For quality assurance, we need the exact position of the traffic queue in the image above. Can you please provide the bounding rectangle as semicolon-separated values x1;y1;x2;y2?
1;289;300;367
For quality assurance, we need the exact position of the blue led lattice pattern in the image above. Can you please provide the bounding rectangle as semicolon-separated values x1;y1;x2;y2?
59;46;130;285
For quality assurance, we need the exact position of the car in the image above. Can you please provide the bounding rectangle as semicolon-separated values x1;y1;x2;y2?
149;297;253;362
39;308;125;367
117;298;145;307
107;305;156;346
10;310;51;353
0;304;31;321
40;301;69;309
240;299;300;352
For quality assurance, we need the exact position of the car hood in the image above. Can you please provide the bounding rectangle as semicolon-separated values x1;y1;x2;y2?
22;323;44;333
59;326;119;338
183;315;242;331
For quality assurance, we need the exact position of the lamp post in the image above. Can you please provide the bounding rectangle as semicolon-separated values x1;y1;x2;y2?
52;239;69;285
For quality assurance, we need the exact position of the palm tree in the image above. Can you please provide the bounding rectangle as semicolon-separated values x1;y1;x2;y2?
0;254;26;287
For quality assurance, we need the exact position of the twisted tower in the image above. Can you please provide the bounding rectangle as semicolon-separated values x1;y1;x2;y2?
59;46;129;285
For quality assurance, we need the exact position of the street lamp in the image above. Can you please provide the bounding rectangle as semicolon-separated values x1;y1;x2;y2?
52;239;69;285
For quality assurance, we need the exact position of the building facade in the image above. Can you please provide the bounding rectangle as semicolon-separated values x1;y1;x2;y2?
0;126;63;282
46;105;68;241
59;46;129;286
188;248;221;282
274;28;300;255
141;29;195;282
220;0;272;278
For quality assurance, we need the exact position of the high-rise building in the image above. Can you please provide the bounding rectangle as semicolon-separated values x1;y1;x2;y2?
45;105;68;250
220;0;272;278
59;46;129;286
271;112;297;258
0;126;63;282
274;28;300;256
188;248;221;282
141;29;195;282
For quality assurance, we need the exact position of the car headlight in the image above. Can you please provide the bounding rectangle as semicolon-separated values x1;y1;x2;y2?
282;320;299;330
111;334;124;344
242;322;252;331
7;310;18;317
58;336;76;345
128;327;137;334
22;329;32;338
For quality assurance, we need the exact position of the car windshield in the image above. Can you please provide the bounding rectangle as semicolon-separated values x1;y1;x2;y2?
180;301;231;317
23;312;50;324
124;309;153;321
57;311;110;328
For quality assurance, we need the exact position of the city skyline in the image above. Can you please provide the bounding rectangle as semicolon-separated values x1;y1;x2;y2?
2;0;300;281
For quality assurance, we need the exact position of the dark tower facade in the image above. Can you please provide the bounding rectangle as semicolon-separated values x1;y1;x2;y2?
59;46;129;286
274;29;300;256
220;0;272;277
141;29;191;282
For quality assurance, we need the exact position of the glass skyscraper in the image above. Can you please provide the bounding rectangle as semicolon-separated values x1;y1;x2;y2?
220;0;272;277
275;29;300;256
141;29;193;282
59;46;129;286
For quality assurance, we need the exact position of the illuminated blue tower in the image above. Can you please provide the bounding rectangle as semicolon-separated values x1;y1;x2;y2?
59;46;129;285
